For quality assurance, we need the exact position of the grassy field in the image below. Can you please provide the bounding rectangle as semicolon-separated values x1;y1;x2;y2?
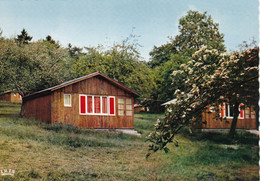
0;101;258;180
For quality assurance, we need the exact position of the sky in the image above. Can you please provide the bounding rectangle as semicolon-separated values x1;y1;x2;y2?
0;0;258;60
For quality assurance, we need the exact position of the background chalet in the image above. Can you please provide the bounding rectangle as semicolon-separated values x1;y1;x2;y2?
162;99;257;130
0;90;22;103
23;72;139;129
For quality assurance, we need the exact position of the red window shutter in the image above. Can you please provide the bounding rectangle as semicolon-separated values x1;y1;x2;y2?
220;103;225;117
94;96;101;113
80;95;86;114
102;97;107;113
109;97;115;115
87;96;93;113
239;104;244;118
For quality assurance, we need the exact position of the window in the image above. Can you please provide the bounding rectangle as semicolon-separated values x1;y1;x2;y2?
102;97;107;113
118;98;125;116
225;103;234;118
14;93;16;96
220;103;244;119
79;95;115;116
94;96;101;113
245;107;250;119
64;94;72;107
117;98;132;116
126;98;132;116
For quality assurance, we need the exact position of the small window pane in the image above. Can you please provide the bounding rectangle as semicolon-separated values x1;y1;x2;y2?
126;105;132;110
245;108;250;118
251;111;255;118
64;94;71;107
102;97;107;113
94;97;101;113
126;110;132;116
87;96;93;113
118;110;124;115
118;104;124;109
126;98;131;104
118;98;124;104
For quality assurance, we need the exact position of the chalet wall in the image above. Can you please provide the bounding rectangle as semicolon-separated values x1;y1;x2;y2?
51;76;134;129
10;93;22;103
24;94;51;123
201;106;257;129
0;93;11;102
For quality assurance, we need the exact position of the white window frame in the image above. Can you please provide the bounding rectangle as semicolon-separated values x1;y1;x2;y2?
225;103;233;118
79;94;115;116
220;103;244;119
64;94;72;107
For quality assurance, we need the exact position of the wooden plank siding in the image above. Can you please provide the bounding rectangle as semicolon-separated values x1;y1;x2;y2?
0;93;11;102
23;73;137;129
52;76;134;129
200;106;257;129
24;94;51;122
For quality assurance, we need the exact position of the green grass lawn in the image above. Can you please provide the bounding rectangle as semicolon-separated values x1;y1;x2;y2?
0;101;258;180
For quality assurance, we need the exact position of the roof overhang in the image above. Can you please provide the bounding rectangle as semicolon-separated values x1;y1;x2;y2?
24;72;139;101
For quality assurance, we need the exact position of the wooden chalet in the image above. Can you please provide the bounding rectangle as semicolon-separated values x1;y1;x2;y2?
23;72;139;129
200;104;257;129
134;104;149;113
0;90;22;103
162;99;257;130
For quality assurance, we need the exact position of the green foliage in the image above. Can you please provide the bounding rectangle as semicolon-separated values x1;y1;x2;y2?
148;10;226;112
147;46;259;154
149;43;177;68
0;37;72;96
149;54;189;112
172;10;225;56
71;43;155;104
43;35;60;49
67;43;83;59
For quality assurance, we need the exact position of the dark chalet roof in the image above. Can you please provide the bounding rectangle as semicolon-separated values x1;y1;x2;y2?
24;72;139;101
0;90;17;95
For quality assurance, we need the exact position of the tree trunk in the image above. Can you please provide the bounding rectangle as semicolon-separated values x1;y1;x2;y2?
229;102;240;137
19;100;25;117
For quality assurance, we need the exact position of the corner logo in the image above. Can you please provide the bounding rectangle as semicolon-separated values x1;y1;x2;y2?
1;169;15;176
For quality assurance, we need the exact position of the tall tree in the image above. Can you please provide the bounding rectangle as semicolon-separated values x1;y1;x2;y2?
172;10;225;56
147;46;259;156
44;35;60;48
0;37;72;115
149;54;189;113
149;43;177;68
67;43;83;59
71;42;155;104
16;28;33;45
